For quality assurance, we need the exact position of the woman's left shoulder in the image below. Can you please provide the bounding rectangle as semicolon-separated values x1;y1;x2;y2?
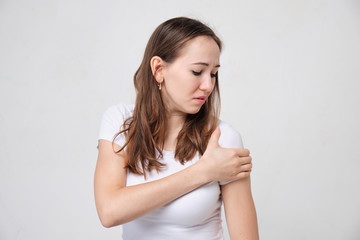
218;120;244;149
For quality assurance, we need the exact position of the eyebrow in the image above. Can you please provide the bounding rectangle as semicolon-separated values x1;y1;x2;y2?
191;62;221;68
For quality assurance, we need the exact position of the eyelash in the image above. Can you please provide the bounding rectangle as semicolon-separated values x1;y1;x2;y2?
192;71;217;78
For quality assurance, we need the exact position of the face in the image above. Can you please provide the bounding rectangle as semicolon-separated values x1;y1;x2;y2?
160;36;220;116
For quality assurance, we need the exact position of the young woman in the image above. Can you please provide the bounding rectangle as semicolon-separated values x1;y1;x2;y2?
94;17;259;240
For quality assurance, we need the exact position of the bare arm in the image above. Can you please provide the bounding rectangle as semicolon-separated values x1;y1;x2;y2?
221;176;259;240
94;127;252;228
94;139;209;227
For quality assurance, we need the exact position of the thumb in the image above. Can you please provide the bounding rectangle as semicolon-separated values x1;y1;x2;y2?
208;126;221;147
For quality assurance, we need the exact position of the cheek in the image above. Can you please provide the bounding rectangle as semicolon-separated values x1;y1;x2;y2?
166;71;196;92
211;81;216;92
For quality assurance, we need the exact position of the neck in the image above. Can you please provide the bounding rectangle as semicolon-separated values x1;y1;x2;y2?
163;112;186;151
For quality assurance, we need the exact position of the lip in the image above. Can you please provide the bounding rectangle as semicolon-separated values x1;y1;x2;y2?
193;96;207;104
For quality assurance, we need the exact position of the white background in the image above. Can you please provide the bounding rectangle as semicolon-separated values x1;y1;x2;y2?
1;0;359;239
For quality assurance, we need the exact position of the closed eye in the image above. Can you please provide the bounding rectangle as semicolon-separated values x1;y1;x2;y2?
211;72;217;78
192;71;218;78
192;71;201;76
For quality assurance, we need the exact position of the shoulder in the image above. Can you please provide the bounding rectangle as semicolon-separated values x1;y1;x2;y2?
100;102;135;128
217;120;246;185
103;102;134;121
218;120;244;149
98;102;134;144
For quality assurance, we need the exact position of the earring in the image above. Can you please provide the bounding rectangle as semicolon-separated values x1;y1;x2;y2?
158;82;162;90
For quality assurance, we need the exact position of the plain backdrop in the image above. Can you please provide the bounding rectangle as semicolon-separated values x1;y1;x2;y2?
1;0;359;239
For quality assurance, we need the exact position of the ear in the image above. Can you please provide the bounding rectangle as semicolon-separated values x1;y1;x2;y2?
150;56;165;83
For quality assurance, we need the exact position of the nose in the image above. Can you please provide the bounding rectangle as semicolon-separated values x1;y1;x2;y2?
199;75;214;93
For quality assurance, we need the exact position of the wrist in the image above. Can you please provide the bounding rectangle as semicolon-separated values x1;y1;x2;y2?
191;157;211;184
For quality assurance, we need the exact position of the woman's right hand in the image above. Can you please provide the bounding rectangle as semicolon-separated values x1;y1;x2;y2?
196;127;252;182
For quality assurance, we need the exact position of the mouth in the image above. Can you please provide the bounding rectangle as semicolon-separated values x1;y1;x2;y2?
193;96;207;104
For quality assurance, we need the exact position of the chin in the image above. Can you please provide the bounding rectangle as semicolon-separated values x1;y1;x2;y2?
185;106;202;115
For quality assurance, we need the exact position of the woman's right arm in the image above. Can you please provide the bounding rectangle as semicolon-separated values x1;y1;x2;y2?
94;127;252;228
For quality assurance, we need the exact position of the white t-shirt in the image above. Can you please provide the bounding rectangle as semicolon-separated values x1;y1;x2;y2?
97;103;244;240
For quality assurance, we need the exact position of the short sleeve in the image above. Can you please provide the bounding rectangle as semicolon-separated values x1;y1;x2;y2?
97;103;134;148
217;120;245;185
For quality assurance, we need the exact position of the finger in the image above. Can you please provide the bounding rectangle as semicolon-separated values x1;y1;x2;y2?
234;148;250;157
239;156;252;165
208;126;221;147
240;163;252;172
234;171;251;179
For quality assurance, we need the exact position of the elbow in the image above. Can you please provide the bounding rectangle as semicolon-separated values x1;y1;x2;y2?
97;206;118;228
95;193;130;227
97;206;128;228
101;219;114;229
101;221;113;228
98;210;115;228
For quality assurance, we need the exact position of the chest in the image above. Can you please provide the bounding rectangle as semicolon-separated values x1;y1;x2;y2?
126;153;222;226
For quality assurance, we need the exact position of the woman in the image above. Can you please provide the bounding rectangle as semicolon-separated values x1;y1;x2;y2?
94;17;259;239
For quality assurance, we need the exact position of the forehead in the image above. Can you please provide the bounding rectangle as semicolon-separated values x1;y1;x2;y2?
175;36;220;65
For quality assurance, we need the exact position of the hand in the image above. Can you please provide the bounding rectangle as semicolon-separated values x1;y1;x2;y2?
196;127;252;182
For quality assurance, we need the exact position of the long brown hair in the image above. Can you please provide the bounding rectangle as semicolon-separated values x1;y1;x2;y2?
113;17;222;177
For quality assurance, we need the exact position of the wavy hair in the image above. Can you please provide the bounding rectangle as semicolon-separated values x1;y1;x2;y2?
113;17;222;177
